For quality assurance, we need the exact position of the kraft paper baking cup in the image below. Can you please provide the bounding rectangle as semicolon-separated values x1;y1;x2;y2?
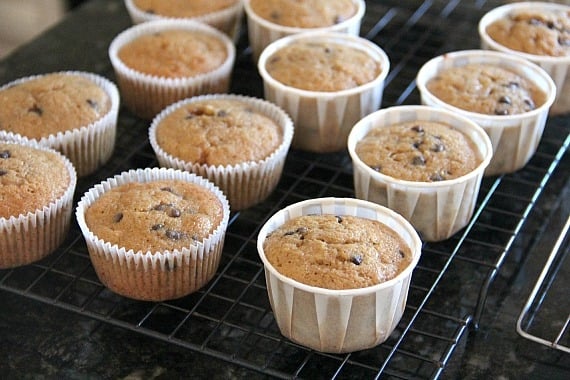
244;0;365;62
75;167;230;302
0;141;77;269
478;2;570;115
108;19;236;120
347;105;493;242
416;50;556;176
0;71;119;177
123;0;244;42
257;197;422;353
149;94;294;210
258;31;389;153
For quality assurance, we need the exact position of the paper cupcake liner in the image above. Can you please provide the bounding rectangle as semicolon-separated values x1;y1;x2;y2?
257;31;389;153
478;2;570;115
244;0;365;62
347;106;493;242
0;142;77;269
108;19;236;120
123;0;244;42
75;167;231;301
257;197;422;353
416;50;556;176
149;94;294;210
0;71;119;177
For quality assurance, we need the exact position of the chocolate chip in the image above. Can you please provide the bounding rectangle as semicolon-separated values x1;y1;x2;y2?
499;96;511;105
350;254;363;265
547;21;555;29
161;187;174;193
0;169;7;176
145;9;155;14
336;216;343;224
151;224;164;231
86;99;98;109
165;230;184;240
28;104;43;116
334;15;345;24
558;37;570;46
431;143;445;152
524;98;536;110
411;125;424;133
217;110;228;117
399;250;405;258
0;150;10;159
429;172;445;181
167;207;181;218
284;227;307;237
113;213;123;223
412;156;426;166
413;141;422;149
270;11;280;20
494;108;509;116
372;165;382;172
324;47;331;54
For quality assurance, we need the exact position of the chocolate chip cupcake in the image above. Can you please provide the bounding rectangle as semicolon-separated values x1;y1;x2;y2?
348;105;493;242
149;94;293;210
76;167;230;301
0;141;77;268
0;71;119;176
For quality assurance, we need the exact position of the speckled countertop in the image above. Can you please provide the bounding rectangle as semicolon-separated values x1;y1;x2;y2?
0;1;569;379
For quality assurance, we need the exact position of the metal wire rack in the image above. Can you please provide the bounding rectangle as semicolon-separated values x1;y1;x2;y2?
1;0;569;379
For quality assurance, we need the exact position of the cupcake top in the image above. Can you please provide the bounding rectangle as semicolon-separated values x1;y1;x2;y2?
264;40;381;92
117;29;228;78
131;0;239;18
425;63;547;115
249;0;357;28
84;179;224;253
263;214;412;290
155;98;283;166
355;121;482;182
0;142;72;218
0;73;111;139
485;8;570;57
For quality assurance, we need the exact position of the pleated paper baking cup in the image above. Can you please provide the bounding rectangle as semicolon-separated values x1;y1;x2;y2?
416;50;556;176
258;31;389;153
244;0;365;62
108;19;236;120
123;0;244;42
149;94;294;210
257;197;422;353
0;71;119;177
75;167;230;302
347;106;493;242
478;2;570;115
0;142;77;269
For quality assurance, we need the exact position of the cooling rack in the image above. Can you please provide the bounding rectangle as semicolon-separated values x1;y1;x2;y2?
1;0;569;379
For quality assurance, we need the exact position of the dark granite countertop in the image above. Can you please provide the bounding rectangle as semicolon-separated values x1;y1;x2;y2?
1;1;569;379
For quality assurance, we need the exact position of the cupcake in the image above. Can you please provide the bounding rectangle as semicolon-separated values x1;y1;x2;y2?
257;197;422;353
416;50;556;176
347;105;493;242
0;71;120;177
123;0;244;42
0;141;77;269
149;94;293;210
478;1;570;115
108;19;236;120
244;0;365;62
257;31;389;153
75;167;230;301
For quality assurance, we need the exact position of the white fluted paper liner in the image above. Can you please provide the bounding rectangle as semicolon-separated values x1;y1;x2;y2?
244;0;365;62
0;141;77;269
149;94;294;210
123;0;244;42
347;106;493;242
257;31;389;153
0;71;119;177
478;2;570;116
256;197;422;353
108;19;236;120
75;167;230;301
416;50;556;176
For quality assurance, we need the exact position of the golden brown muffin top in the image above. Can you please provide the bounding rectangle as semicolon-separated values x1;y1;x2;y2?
263;214;412;290
0;143;71;218
265;40;381;92
118;30;228;78
84;179;224;253
132;0;238;18
0;73;111;139
156;99;283;166
356;121;481;182
250;0;357;28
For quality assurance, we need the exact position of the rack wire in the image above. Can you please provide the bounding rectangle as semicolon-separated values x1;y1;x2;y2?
1;0;569;379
